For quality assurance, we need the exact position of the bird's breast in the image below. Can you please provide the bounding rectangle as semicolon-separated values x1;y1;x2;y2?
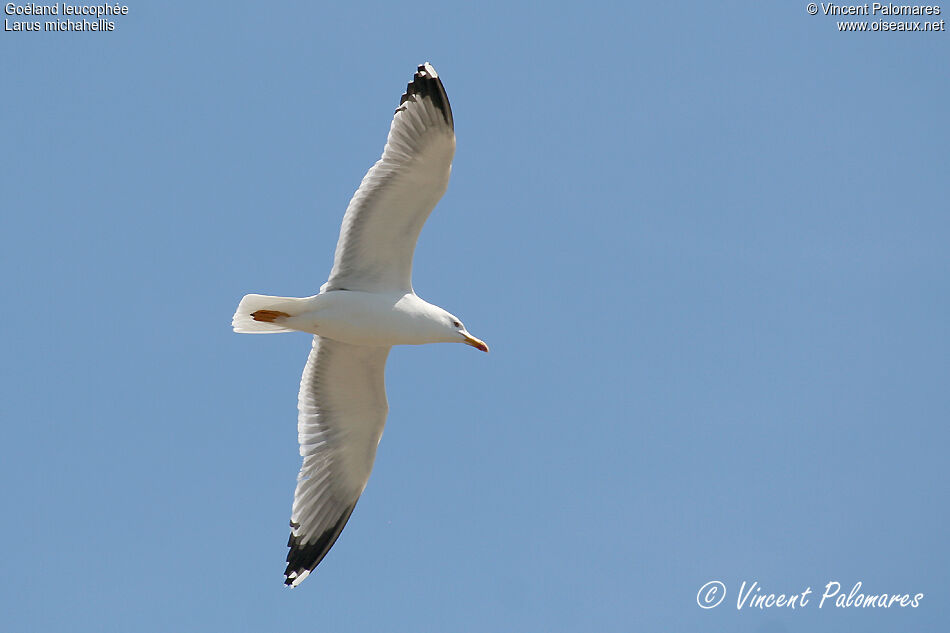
291;291;429;346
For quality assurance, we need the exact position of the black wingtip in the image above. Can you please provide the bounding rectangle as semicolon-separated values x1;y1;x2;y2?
395;62;454;129
283;503;357;587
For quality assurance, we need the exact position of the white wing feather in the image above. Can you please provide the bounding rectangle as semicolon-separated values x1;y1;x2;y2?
284;336;390;586
323;63;456;294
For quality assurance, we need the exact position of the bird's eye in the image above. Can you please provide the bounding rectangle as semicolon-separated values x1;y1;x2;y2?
452;320;461;328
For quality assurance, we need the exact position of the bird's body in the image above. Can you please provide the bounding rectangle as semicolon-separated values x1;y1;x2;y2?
235;290;477;347
231;63;487;587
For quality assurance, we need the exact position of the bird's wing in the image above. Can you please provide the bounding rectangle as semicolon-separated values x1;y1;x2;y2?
285;336;391;587
322;62;456;294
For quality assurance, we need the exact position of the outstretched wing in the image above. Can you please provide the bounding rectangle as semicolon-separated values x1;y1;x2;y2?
285;336;391;587
322;62;456;294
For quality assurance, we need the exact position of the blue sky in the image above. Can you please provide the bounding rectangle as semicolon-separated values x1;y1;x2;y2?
2;1;947;631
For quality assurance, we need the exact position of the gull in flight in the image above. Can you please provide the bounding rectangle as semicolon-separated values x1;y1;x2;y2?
232;63;488;587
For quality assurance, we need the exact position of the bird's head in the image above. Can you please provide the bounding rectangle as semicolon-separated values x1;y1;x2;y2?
442;312;489;352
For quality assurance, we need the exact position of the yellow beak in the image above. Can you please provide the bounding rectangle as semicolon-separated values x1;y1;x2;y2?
461;331;489;352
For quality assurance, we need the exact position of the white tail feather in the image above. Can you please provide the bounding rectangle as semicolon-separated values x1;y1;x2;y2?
232;294;311;333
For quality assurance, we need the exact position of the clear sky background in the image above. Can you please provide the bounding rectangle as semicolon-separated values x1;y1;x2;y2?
2;2;947;632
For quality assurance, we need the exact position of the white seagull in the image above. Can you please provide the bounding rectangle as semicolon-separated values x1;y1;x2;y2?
231;63;488;587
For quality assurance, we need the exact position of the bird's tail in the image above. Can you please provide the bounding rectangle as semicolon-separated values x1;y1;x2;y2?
232;294;310;333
